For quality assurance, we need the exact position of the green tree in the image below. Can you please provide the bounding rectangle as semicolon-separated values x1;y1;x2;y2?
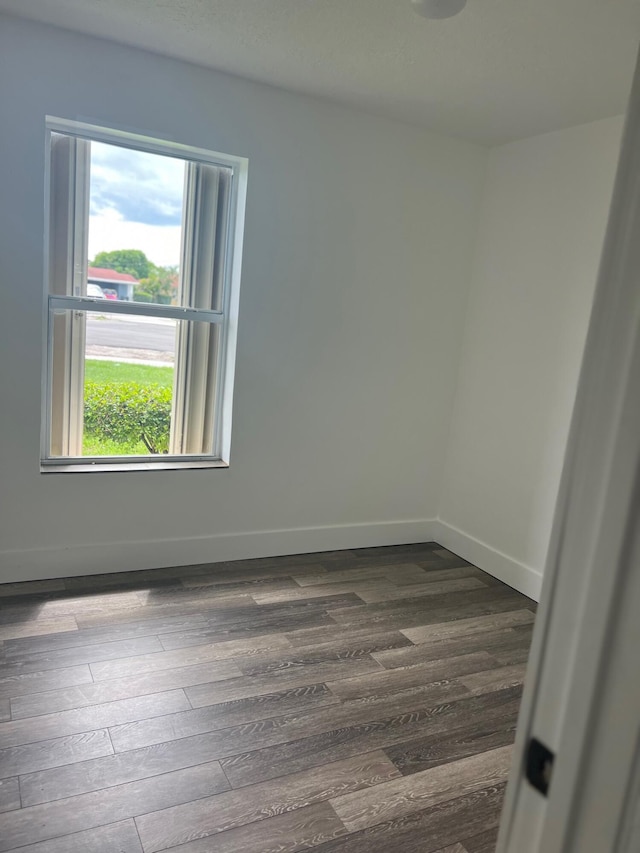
91;249;152;280
136;265;179;303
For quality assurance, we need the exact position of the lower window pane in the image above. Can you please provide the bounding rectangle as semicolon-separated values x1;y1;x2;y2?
49;310;219;459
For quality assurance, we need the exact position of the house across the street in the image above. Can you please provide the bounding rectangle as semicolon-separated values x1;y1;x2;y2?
87;266;138;301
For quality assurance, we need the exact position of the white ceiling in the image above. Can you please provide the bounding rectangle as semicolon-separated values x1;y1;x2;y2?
2;0;639;144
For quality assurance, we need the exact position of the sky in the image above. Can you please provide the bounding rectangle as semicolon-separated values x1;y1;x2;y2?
88;142;185;268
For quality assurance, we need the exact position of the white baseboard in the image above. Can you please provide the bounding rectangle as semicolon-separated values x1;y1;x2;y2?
433;519;543;601
0;519;439;584
0;518;544;599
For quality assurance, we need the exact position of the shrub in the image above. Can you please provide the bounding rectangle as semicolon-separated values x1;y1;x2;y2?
84;382;172;453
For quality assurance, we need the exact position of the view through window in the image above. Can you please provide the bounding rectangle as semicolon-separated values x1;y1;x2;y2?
43;120;247;469
84;142;183;457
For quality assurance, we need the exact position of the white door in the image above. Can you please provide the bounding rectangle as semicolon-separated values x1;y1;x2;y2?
498;47;640;853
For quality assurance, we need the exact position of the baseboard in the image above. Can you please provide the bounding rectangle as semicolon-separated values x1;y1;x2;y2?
433;519;543;602
0;518;439;583
0;517;545;599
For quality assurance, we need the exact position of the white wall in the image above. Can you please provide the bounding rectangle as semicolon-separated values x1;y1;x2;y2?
0;15;487;582
438;116;624;598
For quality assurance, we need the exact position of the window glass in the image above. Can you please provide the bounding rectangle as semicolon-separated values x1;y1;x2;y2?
43;120;246;469
88;142;185;308
49;309;219;458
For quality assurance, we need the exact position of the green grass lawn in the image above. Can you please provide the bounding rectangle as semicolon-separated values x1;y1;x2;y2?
84;359;174;388
83;359;173;457
82;435;151;456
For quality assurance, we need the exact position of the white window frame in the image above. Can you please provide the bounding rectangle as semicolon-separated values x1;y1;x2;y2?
41;117;248;473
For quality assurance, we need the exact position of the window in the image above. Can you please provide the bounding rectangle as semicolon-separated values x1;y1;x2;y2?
42;118;247;472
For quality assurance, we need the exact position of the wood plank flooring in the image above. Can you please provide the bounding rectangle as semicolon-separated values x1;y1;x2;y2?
0;542;536;853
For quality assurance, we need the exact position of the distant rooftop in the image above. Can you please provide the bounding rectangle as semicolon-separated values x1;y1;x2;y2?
88;267;139;284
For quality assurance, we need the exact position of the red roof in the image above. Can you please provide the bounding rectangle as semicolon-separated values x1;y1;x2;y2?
88;267;139;284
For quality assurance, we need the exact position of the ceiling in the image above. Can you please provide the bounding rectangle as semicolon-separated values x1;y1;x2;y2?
1;0;639;144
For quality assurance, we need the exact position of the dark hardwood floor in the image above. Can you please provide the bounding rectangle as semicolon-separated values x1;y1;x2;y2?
0;543;535;853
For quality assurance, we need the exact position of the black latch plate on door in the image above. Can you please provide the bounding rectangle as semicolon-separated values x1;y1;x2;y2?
526;737;555;796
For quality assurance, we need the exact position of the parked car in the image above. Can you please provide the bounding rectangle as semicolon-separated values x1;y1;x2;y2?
102;288;118;300
87;283;107;299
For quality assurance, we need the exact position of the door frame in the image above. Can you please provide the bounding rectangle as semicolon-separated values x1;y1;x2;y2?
498;46;640;853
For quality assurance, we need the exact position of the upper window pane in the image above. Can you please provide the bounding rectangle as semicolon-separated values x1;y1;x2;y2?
88;141;185;308
49;133;232;312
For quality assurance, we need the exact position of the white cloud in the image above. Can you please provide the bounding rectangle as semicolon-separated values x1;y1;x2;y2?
88;209;182;269
87;142;186;269
90;142;185;227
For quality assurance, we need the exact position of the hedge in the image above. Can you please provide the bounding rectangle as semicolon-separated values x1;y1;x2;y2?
84;382;171;454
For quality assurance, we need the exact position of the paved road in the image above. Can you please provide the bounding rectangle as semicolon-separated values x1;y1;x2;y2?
86;316;176;353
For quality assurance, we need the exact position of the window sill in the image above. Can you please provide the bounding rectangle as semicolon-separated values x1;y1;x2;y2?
40;459;230;474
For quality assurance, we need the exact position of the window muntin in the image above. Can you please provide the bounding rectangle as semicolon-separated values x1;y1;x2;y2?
42;119;247;470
